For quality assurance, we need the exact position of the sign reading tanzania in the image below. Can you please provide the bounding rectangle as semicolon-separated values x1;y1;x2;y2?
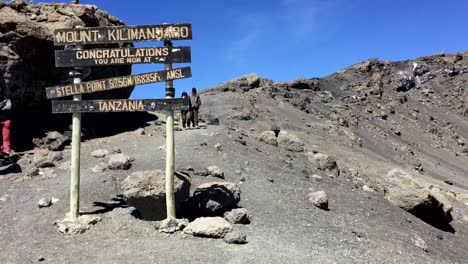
54;24;192;45
52;98;190;113
45;67;191;99
55;46;191;67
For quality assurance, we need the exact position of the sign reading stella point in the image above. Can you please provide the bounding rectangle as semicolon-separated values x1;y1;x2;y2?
46;67;191;99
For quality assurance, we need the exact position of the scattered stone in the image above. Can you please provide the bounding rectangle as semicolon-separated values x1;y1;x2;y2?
200;113;220;125
194;168;209;177
259;131;277;146
187;182;241;215
58;161;71;171
91;149;109;158
92;162;108;173
311;174;323;181
121;170;190;220
443;180;453;185
224;208;251;224
207;166;224;179
33;131;70;151
363;185;376;193
277;131;304;152
158;218;189;234
38;197;52;208
308;191;329;210
25;167;40;177
266;178;274;183
135;127;145;135
224;231;248;244
54;215;101;235
37;256;45;262
306;152;338;171
184;217;232;238
108;153;132;170
215;143;223;151
413;235;428;252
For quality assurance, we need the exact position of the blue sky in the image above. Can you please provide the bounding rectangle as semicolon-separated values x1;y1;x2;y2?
43;0;468;98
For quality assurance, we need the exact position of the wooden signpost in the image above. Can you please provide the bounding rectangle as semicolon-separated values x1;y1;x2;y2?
47;23;192;223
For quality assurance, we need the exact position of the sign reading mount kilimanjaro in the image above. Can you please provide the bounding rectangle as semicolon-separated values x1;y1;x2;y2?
55;46;191;67
54;23;192;45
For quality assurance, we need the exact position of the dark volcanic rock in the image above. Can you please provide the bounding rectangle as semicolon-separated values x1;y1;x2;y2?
184;182;241;216
0;1;132;112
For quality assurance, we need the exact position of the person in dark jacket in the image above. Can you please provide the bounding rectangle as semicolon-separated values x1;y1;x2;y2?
189;87;201;128
180;91;191;129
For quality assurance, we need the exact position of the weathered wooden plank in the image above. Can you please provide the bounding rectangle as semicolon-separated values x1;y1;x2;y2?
45;67;191;99
54;23;192;45
52;98;189;113
55;46;191;67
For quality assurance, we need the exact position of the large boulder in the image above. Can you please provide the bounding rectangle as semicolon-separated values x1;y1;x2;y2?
383;169;453;230
121;170;190;220
184;217;232;238
306;152;338;171
277;131;304;152
186;182;241;216
258;131;277;146
0;1;132;112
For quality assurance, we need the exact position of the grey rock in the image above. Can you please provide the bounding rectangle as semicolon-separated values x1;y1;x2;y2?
306;152;338;171
200;113;220;125
224;208;251;224
135;128;145;135
207;166;224;179
37;197;52;208
92;162;108;173
194;168;209;177
158;218;189;234
91;149;109;158
54;215;101;235
188;182;241;215
108;154;132;170
121;170;190;220
184;217;232;238
277;131;304;152
214;143;223;151
224;231;248;244
311;174;323;181
413;235;428;252
308;191;329;210
259;131;277;146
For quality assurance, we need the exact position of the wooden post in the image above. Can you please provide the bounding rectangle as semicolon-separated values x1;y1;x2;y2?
69;45;83;222
164;40;176;219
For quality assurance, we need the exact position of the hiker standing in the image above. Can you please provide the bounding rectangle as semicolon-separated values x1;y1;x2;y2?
180;92;191;129
0;97;12;155
189;87;201;128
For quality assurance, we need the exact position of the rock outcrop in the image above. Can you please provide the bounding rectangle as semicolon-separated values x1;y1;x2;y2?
0;1;132;111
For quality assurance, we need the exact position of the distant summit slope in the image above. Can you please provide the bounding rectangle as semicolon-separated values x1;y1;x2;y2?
200;51;468;226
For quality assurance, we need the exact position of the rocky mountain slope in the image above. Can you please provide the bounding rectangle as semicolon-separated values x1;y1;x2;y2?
0;51;467;264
